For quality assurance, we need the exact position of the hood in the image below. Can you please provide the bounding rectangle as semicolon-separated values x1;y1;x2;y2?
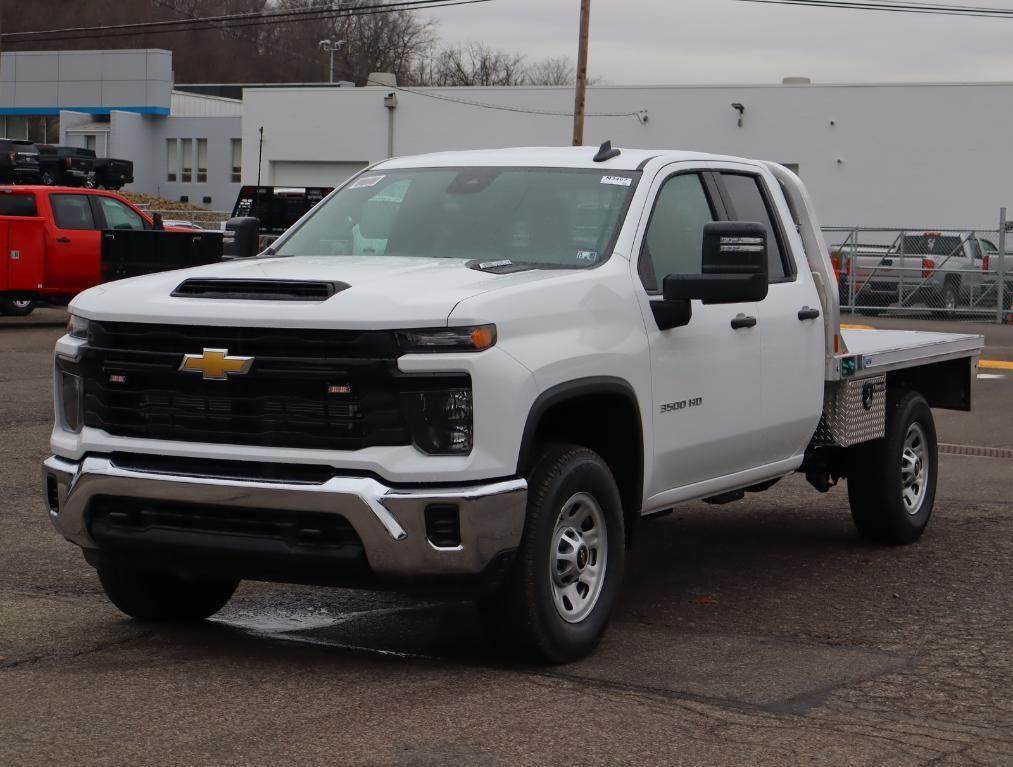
70;255;574;329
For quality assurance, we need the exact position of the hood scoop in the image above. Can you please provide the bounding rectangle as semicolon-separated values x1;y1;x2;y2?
171;278;350;302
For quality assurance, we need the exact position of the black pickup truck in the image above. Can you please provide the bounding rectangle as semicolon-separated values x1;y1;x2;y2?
0;140;41;184
93;157;134;190
224;185;333;255
36;145;95;187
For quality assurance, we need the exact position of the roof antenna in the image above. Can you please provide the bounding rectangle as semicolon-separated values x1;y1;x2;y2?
593;140;621;163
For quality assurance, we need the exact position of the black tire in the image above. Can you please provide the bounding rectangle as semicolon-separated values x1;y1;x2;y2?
97;566;238;621
847;391;937;545
932;281;959;317
40;170;56;186
479;444;625;663
0;298;36;316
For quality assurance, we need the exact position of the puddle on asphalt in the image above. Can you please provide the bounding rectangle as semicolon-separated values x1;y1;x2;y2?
213;602;912;713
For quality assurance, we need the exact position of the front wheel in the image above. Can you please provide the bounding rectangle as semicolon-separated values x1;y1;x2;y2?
479;444;625;663
98;566;238;621
847;391;938;544
0;298;36;316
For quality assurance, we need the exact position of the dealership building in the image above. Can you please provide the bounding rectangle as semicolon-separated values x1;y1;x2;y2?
3;47;1013;230
0;48;242;209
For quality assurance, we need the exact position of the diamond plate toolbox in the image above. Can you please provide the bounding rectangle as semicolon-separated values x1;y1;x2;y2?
813;375;886;447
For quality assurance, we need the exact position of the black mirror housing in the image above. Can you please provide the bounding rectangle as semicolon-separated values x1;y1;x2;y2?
225;216;260;259
663;222;769;304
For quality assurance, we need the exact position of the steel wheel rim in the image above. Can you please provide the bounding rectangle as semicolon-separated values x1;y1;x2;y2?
10;300;30;309
901;422;930;515
549;492;607;624
945;290;956;311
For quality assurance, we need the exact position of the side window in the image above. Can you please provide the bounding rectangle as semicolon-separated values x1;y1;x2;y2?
719;173;791;282
0;194;38;216
639;173;715;293
50;194;96;230
97;196;146;230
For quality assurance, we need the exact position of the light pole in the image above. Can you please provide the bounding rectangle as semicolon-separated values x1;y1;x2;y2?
318;39;346;84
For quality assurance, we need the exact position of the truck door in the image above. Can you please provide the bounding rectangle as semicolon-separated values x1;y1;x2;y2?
0;193;45;294
634;168;767;494
44;193;102;294
712;166;824;463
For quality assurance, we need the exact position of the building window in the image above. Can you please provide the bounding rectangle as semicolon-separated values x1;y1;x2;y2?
230;138;242;183
166;139;178;182
180;139;193;184
196;139;208;183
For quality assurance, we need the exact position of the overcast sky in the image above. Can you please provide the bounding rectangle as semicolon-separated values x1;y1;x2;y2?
422;0;1013;84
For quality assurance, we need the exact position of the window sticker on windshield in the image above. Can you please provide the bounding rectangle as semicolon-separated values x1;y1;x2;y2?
576;250;599;262
600;175;632;187
350;175;385;189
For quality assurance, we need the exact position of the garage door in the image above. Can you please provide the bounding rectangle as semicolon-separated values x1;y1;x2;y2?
270;161;368;187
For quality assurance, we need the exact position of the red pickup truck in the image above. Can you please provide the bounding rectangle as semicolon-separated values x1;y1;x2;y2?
0;186;187;316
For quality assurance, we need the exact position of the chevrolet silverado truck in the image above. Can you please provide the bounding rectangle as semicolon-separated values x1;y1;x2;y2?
0;186;212;316
42;146;983;662
835;231;1008;314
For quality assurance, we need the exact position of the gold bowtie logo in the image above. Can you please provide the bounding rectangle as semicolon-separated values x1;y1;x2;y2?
179;348;254;381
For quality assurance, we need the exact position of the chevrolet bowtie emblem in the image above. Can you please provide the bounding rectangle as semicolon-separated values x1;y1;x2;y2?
179;348;254;381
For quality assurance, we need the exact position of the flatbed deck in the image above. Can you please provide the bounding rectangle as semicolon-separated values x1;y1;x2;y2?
829;327;984;380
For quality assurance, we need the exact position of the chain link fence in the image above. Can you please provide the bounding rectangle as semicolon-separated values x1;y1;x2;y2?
824;217;1012;324
143;209;231;230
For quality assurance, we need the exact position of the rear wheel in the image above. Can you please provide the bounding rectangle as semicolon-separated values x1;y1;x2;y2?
97;566;238;621
932;280;959;317
847;391;937;544
0;298;36;316
40;170;55;186
479;444;625;663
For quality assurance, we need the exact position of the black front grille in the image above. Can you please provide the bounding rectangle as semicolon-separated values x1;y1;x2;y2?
78;322;468;451
172;278;349;301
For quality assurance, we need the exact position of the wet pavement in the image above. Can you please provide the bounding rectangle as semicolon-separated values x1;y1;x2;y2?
2;318;1012;765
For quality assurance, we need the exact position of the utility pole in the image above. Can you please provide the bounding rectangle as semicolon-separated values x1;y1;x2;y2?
256;126;264;186
572;0;591;146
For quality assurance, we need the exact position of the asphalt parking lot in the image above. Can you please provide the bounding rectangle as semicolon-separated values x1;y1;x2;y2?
2;309;1012;766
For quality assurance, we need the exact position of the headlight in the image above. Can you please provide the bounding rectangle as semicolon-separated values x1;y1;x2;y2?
59;369;82;433
402;388;473;455
67;315;89;340
397;324;496;353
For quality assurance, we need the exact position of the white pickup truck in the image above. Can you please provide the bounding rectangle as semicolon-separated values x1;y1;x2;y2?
43;145;983;662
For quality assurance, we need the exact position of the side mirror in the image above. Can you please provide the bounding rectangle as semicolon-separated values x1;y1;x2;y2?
152;212;164;231
663;222;769;305
225;216;260;258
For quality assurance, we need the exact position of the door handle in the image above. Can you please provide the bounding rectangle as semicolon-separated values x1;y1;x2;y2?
798;306;821;321
731;314;757;330
56;237;71;243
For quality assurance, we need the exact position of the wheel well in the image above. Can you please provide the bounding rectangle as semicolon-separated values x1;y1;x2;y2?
519;382;644;546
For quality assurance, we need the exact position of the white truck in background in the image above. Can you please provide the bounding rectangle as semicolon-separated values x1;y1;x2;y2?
44;145;983;662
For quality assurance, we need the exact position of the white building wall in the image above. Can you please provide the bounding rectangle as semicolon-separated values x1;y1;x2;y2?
243;82;1013;230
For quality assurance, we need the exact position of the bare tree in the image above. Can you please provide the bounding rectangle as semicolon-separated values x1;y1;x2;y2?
526;56;576;86
418;42;527;87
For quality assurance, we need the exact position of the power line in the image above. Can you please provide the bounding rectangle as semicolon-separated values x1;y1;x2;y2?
365;76;644;120
736;0;1013;19
1;0;492;43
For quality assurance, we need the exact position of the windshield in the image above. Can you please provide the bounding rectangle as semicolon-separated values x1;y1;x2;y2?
274;167;638;268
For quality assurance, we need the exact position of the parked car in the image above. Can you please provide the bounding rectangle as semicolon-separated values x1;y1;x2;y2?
0;139;41;185
834;231;1009;314
44;147;983;662
224;185;333;255
0;186;203;316
92;157;133;190
36;145;96;188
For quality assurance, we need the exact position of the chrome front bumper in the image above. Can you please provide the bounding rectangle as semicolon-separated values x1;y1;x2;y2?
42;455;527;580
